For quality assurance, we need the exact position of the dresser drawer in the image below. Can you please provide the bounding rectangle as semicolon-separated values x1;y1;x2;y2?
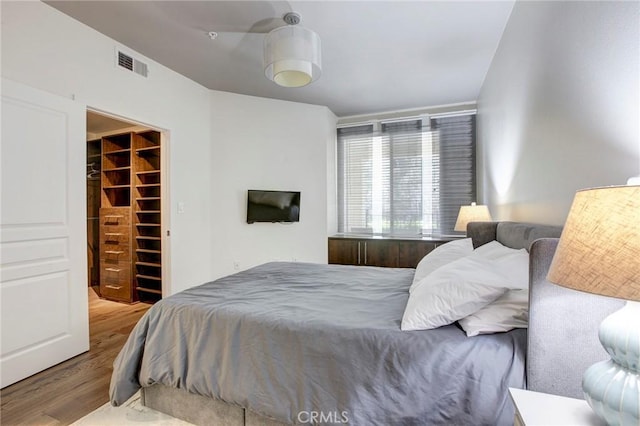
100;225;130;244
100;259;131;281
100;281;132;302
100;245;130;261
100;224;131;257
100;260;132;301
100;207;131;226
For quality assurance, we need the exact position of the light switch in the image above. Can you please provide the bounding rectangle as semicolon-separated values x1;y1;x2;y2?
177;202;185;214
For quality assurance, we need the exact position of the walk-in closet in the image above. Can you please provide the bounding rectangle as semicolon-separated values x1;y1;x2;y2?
86;111;164;304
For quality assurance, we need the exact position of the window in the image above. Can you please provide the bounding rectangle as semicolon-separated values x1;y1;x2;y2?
337;113;476;236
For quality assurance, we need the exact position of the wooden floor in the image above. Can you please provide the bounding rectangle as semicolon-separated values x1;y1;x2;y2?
0;288;151;425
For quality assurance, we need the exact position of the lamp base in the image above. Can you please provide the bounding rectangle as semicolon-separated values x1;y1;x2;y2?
582;301;640;426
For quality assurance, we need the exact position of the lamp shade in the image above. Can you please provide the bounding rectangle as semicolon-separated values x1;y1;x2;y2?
547;185;640;301
454;202;492;232
547;185;640;426
264;25;321;88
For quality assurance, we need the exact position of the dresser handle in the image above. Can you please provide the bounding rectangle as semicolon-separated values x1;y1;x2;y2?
105;267;122;272
105;285;122;290
104;215;124;224
105;250;124;255
364;242;367;264
104;232;123;236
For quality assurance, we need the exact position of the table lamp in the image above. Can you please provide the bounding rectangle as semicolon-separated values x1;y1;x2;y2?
454;202;492;233
547;185;640;426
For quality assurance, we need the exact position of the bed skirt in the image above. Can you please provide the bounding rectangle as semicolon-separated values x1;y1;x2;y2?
141;385;289;426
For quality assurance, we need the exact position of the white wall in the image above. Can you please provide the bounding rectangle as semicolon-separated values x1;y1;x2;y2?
2;1;339;289
1;1;213;294
477;1;640;225
209;91;336;279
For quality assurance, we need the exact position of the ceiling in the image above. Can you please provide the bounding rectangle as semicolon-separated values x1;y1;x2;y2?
87;111;137;134
46;1;515;117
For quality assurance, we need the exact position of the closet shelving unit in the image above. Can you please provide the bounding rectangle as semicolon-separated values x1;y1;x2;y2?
99;133;134;302
133;131;162;303
96;130;163;304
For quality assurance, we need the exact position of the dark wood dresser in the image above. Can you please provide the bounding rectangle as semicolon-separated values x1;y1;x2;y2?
328;235;459;268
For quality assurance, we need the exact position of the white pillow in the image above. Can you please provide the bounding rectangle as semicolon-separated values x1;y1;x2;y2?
409;238;473;293
473;240;523;260
401;255;511;331
412;241;530;294
459;289;529;336
485;249;529;290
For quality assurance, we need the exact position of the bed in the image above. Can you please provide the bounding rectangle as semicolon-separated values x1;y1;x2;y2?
110;221;564;425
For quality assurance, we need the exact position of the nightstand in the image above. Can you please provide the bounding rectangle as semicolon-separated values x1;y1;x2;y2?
508;388;606;426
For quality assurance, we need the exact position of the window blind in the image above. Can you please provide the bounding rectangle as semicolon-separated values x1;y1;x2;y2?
432;114;477;234
337;124;374;234
337;113;476;236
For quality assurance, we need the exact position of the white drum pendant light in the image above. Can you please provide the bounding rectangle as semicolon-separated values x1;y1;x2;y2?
264;12;321;88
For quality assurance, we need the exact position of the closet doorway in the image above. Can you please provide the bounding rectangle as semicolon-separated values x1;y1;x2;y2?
86;110;167;305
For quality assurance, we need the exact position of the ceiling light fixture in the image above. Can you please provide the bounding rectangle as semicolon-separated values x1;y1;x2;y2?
264;12;321;88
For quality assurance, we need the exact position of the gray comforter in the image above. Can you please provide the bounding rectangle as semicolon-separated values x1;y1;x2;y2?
110;262;526;425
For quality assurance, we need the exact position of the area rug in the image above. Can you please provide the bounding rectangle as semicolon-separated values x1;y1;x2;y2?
71;391;193;425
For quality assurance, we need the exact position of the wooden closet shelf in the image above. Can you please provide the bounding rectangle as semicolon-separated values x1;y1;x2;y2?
135;146;160;153
136;286;162;294
136;236;161;240
136;248;161;254
137;210;161;214
135;150;160;156
136;197;161;201
136;183;160;188
136;223;160;227
136;261;161;267
104;148;131;155
103;166;131;172
103;185;130;190
136;170;160;175
136;274;162;281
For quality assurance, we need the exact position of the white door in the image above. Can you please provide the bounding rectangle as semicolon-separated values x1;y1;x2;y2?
1;79;89;388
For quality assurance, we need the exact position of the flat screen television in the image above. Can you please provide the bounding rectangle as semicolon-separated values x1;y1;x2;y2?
247;190;300;224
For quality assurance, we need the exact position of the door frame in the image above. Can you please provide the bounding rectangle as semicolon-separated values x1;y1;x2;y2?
85;107;171;298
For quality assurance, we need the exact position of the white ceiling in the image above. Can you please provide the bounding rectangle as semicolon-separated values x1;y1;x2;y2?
46;1;515;117
87;111;137;134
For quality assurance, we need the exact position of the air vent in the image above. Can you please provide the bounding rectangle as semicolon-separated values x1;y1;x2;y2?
117;50;148;78
118;51;133;70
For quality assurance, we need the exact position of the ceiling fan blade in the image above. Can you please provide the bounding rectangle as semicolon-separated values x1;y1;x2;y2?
209;16;283;39
153;1;292;34
245;17;285;34
210;14;291;39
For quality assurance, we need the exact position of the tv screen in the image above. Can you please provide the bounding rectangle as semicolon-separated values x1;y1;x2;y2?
247;190;300;224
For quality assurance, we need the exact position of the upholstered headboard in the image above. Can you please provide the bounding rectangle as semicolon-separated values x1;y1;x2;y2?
467;221;563;250
527;238;623;398
468;221;624;399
